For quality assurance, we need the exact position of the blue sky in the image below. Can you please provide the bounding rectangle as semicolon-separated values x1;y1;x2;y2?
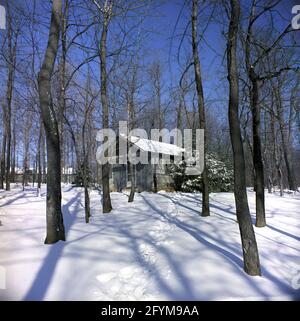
140;1;229;115
141;0;300;114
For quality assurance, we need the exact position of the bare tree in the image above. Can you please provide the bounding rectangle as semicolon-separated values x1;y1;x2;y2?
3;0;20;191
244;0;298;226
0;111;6;189
58;0;69;182
37;119;43;194
148;61;164;193
38;0;65;244
81;70;94;222
10;103;16;183
125;63;138;202
227;0;261;276
191;0;210;217
244;3;266;226
92;0;113;213
270;73;297;192
22;112;31;191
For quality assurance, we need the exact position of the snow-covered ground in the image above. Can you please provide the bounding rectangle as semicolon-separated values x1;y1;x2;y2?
0;184;299;301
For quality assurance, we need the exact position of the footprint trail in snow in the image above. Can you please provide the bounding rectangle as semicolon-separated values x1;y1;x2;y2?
95;193;179;300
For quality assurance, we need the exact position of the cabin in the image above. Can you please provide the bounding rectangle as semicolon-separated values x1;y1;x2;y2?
109;134;185;192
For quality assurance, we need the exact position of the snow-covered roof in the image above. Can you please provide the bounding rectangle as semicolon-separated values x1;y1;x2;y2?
120;134;185;156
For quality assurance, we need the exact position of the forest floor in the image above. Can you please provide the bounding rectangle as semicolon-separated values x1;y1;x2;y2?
0;184;299;300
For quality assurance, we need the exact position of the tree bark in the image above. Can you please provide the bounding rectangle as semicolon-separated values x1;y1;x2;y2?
38;0;65;244
11;110;16;183
245;1;266;227
191;0;210;217
279;119;296;191
100;6;112;213
41;128;46;184
128;83;136;202
5;1;18;191
274;86;297;191
0;118;6;189
23;121;30;190
227;0;261;276
37;121;43;190
84;184;91;223
58;0;68;183
270;110;283;195
82;74;91;223
250;75;266;227
128;163;136;202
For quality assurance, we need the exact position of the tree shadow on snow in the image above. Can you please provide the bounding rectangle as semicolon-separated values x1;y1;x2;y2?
23;190;82;300
0;192;33;208
115;219;199;300
266;219;300;243
142;193;299;299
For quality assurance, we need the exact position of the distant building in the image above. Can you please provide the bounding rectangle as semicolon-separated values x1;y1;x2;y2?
109;135;185;192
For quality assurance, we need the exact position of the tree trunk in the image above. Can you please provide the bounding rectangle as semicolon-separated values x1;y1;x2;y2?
82;73;91;223
227;0;261;276
22;167;26;192
33;160;36;187
42;128;46;184
59;0;68;183
128;164;135;202
11;111;16;183
191;0;210;217
275;87;297;191
250;76;266;227
128;95;136;202
0;122;6;189
153;165;158;193
23;121;30;189
244;0;266;228
279;124;296;191
5;100;11;191
100;10;112;213
5;65;13;191
4;3;14;191
84;184;90;223
37;122;42;190
38;0;65;244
